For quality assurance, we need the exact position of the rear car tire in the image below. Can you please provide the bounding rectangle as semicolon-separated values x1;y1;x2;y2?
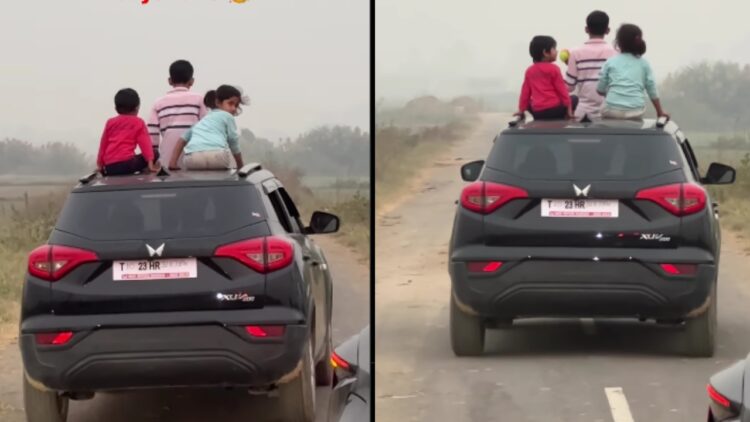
23;375;68;422
278;340;316;422
450;292;485;356
682;283;717;357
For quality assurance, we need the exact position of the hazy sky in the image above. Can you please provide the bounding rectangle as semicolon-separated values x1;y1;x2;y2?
376;0;750;100
0;0;368;151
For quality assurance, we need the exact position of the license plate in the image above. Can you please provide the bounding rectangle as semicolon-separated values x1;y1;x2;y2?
541;199;619;218
113;258;197;281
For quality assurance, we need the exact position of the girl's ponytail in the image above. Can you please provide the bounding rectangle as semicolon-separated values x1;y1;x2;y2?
615;24;647;57
635;38;647;56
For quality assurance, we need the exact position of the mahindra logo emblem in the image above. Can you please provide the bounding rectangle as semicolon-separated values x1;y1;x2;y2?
573;184;591;197
146;243;165;258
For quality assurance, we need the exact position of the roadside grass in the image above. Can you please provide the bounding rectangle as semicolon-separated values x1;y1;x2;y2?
323;191;369;263
0;192;65;323
375;117;479;211
707;150;750;249
289;187;369;264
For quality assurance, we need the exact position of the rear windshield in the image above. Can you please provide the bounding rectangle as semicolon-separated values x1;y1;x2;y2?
56;185;265;240
487;133;683;180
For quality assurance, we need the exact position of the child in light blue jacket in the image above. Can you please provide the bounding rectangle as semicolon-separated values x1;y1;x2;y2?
596;24;669;120
169;85;246;170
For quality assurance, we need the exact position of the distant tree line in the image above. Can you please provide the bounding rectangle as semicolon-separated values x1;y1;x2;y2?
658;61;750;132
0;139;90;175
239;126;369;179
376;95;483;128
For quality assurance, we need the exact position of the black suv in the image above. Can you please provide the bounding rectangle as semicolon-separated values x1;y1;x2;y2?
449;118;736;357
20;164;339;422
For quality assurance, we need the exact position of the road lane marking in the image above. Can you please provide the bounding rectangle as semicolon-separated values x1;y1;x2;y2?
605;387;635;422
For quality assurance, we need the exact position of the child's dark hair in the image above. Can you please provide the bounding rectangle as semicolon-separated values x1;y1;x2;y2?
529;36;557;62
616;24;646;56
169;60;194;84
586;10;609;36
215;85;247;104
203;90;217;109
114;88;140;114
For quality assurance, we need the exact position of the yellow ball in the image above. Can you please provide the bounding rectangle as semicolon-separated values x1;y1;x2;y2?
559;49;570;64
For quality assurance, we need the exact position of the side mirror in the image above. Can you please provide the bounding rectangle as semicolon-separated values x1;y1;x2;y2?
702;163;736;185
306;211;340;234
460;160;484;182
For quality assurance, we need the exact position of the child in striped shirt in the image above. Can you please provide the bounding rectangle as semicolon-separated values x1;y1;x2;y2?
147;60;207;168
564;10;617;119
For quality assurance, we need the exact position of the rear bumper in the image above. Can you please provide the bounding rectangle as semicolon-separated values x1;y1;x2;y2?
450;248;717;320
20;307;307;392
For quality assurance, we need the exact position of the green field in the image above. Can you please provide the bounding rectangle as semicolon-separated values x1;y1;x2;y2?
693;147;750;168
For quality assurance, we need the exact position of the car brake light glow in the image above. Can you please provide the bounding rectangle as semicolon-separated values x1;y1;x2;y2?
707;384;731;408
28;245;98;282
245;325;286;338
467;261;503;273
460;181;528;214
660;263;698;276
35;331;74;346
635;183;707;216
330;351;351;370
215;236;294;273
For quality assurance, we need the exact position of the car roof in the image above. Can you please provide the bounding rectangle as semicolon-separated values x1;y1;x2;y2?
72;168;275;193
502;118;681;136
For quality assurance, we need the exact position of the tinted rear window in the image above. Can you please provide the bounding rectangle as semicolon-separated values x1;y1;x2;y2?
56;185;265;240
487;133;683;180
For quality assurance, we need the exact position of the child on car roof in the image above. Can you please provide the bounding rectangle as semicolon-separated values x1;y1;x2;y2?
564;10;617;119
168;85;246;171
96;88;160;176
147;60;207;169
597;24;669;120
515;36;578;121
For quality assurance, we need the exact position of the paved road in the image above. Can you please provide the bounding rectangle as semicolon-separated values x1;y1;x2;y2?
0;236;369;422
375;113;750;422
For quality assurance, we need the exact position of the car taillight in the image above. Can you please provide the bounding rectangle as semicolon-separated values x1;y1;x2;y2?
460;181;528;214
245;325;285;338
707;384;730;408
35;331;74;346
660;263;698;276
330;351;351;370
636;183;706;216
467;261;503;273
215;236;294;273
28;245;98;282
330;351;355;386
